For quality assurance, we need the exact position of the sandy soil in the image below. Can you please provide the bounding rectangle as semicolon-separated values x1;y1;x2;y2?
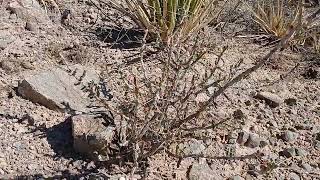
0;0;319;179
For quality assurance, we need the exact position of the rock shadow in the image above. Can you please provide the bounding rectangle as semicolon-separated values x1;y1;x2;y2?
95;26;146;49
30;117;82;160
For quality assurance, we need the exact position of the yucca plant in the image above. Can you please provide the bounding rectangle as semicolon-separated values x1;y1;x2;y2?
110;0;219;45
251;0;303;40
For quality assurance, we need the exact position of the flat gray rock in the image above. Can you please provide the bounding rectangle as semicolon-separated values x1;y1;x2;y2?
18;65;99;112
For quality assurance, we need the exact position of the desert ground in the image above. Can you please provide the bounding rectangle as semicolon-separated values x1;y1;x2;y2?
0;0;319;179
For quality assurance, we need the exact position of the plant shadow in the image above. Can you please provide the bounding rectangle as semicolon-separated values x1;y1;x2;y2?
95;26;146;49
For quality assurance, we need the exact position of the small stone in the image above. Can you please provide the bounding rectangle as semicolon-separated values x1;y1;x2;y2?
301;163;313;172
0;157;7;167
84;17;91;23
25;22;38;32
284;98;297;106
188;159;222;180
244;134;261;148
0;33;15;50
20;61;34;70
259;140;268;147
27;164;38;170
288;172;300;180
267;120;278;128
314;141;320;150
255;91;283;108
233;109;246;119
0;60;15;72
281;131;298;142
315;132;320;141
237;131;250;145
295;148;307;157
295;124;312;130
280;148;296;158
244;100;251;106
86;161;96;170
229;175;244;180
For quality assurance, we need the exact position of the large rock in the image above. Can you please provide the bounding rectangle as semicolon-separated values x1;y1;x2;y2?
72;114;115;160
18;65;100;112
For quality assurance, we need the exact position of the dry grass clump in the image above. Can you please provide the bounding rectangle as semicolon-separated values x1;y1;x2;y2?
110;0;220;45
251;0;303;40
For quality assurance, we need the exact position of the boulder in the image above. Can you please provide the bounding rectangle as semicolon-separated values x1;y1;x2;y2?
72;114;115;160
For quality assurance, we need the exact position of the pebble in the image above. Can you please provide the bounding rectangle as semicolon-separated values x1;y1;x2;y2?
315;132;320;141
295;148;307;157
280;148;296;158
301;163;313;172
281;130;298;142
255;91;283;108
288;172;300;180
229;175;244;180
25;22;38;32
259;140;268;147
0;157;7;166
244;134;261;148
314;141;320;150
267;120;278;128
0;60;15;72
233;109;246;119
237;131;250;145
0;168;4;175
284;98;297;106
295;124;312;130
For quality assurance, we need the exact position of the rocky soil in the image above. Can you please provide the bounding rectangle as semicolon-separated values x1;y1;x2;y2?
0;0;319;179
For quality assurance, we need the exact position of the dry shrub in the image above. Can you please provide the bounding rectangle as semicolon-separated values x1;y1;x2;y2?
103;40;238;164
94;23;303;168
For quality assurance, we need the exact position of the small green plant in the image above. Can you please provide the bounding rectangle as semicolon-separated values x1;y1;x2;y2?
251;0;303;39
110;0;219;45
